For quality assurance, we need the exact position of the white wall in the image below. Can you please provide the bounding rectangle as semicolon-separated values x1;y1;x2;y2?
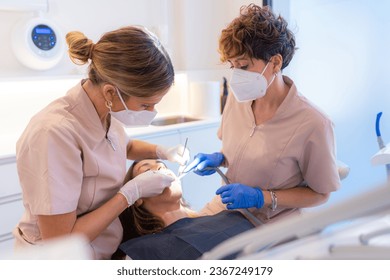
0;0;261;77
0;0;263;147
0;0;171;77
167;0;261;71
288;0;390;206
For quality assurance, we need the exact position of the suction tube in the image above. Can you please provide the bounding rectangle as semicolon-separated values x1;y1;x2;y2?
376;112;385;149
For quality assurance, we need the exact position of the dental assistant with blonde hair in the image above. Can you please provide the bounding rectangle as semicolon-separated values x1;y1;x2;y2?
14;26;188;259
186;4;341;223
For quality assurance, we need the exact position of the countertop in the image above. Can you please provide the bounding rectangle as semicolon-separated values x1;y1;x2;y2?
125;115;221;137
0;115;221;161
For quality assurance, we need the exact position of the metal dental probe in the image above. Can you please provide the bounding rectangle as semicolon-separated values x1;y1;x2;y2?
182;137;188;157
177;137;188;177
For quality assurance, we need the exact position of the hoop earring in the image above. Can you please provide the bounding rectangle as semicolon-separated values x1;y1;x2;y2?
105;100;113;110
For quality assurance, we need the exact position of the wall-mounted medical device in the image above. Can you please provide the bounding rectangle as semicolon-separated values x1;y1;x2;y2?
0;0;64;70
11;17;64;70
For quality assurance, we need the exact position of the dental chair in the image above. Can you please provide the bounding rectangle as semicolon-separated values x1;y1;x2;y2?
201;160;390;260
201;175;390;260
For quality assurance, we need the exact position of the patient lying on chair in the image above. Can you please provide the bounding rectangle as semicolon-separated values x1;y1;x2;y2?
113;159;255;260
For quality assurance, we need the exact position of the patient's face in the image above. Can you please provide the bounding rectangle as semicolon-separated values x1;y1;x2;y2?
132;159;183;203
133;159;169;176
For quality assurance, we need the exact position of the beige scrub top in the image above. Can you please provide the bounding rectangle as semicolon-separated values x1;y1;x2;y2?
200;76;341;223
14;81;128;259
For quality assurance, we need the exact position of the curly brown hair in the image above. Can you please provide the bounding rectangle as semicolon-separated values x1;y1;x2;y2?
218;4;296;70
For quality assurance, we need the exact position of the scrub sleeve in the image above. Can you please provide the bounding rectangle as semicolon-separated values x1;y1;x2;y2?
201;76;341;223
14;82;128;259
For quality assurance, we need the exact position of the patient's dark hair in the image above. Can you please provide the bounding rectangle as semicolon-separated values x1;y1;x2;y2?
111;160;166;259
121;161;165;239
112;159;192;259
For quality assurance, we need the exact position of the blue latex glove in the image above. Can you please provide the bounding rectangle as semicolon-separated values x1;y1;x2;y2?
216;183;264;210
183;152;224;176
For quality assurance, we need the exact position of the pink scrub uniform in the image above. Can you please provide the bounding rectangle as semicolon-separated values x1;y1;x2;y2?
200;76;341;223
14;81;128;259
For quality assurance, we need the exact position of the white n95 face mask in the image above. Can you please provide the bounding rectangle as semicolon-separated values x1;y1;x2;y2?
110;88;157;127
229;62;274;102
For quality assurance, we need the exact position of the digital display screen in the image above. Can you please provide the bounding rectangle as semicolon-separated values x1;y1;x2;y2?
31;25;56;51
35;27;52;34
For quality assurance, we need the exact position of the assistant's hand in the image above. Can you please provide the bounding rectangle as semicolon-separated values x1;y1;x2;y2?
156;144;190;165
118;170;175;206
183;152;224;176
216;183;264;210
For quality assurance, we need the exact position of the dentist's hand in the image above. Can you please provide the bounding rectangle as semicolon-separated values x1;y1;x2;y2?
183;152;224;176
216;183;264;210
118;170;175;206
156;145;190;165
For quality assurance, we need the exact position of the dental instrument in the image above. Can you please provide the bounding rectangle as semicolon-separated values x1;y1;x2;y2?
176;162;198;179
205;167;264;227
177;164;264;226
182;137;188;157
177;137;189;177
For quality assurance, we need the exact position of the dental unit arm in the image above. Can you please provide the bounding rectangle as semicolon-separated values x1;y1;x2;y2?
371;112;390;180
201;181;390;260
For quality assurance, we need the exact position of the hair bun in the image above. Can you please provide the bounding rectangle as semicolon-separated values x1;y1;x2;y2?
66;31;94;65
89;44;95;60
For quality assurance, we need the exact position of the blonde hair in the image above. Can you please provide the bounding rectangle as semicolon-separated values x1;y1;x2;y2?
66;26;174;98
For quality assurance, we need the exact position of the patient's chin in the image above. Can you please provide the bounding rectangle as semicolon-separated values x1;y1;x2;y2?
164;181;183;198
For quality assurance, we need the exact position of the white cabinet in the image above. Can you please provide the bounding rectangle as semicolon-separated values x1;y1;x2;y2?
0;120;223;260
0;157;21;197
131;120;222;211
0;156;23;259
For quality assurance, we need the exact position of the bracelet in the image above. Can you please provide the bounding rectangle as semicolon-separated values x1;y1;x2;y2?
269;190;277;211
